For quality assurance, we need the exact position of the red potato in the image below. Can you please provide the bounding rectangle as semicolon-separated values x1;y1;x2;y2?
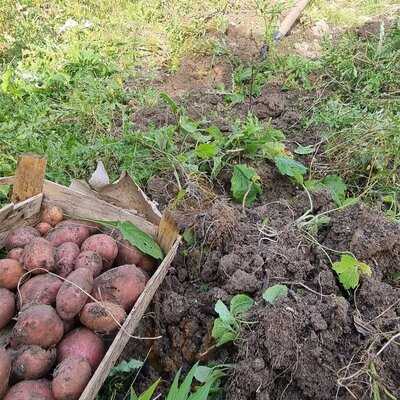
46;225;90;247
62;318;76;334
4;226;40;250
0;259;24;290
80;301;127;334
92;265;148;311
7;248;24;263
81;234;118;268
0;288;15;330
23;238;56;274
55;242;80;278
57;219;100;235
4;379;54;400
36;222;52;236
12;346;56;381
18;274;62;309
56;268;93;320
41;205;63;226
57;327;105;370
52;357;92;400
0;348;12;398
74;251;103;278
115;240;157;274
11;305;64;349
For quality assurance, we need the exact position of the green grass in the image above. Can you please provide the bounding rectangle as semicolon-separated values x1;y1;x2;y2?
310;21;400;197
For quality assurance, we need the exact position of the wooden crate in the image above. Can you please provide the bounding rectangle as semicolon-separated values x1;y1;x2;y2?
0;154;180;400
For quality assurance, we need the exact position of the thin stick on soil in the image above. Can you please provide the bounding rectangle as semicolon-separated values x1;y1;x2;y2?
17;268;162;341
375;331;400;357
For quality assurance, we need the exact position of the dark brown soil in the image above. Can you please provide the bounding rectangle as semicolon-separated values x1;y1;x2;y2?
121;38;400;399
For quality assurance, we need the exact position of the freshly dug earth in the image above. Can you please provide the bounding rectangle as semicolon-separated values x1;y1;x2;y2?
130;188;400;399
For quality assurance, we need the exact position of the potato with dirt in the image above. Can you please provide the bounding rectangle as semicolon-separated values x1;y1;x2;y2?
0;288;15;330
81;234;118;268
12;346;56;381
41;205;63;226
4;226;40;250
36;222;52;236
74;250;103;277
115;240;157;273
56;268;93;320
80;301;127;333
18;274;62;309
0;259;24;290
46;224;90;247
57;219;100;234
57;327;105;370
11;304;64;349
52;357;92;400
92;264;148;311
0;347;11;398
7;248;24;263
4;379;54;400
23;238;56;274
55;242;80;278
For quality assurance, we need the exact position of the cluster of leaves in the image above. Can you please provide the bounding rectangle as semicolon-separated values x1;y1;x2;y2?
332;254;372;290
211;294;254;346
100;358;226;400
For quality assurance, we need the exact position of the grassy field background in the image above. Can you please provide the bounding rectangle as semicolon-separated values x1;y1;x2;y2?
0;0;399;204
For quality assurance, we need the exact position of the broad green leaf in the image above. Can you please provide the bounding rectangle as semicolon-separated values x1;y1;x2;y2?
195;143;218;160
235;67;252;83
231;164;262;206
188;369;225;400
230;294;254;317
160;92;178;114
211;318;234;343
263;284;288;304
322;175;347;205
214;300;234;323
274;156;307;184
216;331;237;346
194;366;213;383
225;92;245;105
294;144;315;155
262;141;286;160
180;115;199;134
304;179;325;192
206;126;224;142
118;221;164;260
183;228;195;245
332;254;370;289
109;359;143;377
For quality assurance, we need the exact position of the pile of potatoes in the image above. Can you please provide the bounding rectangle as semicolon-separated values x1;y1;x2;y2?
0;206;156;400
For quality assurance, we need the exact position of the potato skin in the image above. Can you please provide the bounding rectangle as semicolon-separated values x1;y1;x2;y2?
36;222;52;236
0;259;24;290
4;226;40;250
46;225;90;247
57;219;100;235
56;269;93;320
81;234;118;268
4;379;54;400
7;248;24;263
74;251;103;278
0;288;15;330
12;345;56;381
11;305;64;349
52;357;92;400
92;265;148;311
18;274;62;310
23;238;56;274
41;206;64;226
0;347;12;398
55;242;80;278
57;328;105;370
80;302;127;334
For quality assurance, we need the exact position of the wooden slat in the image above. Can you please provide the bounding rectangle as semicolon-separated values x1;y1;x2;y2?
157;210;179;253
79;237;181;400
11;154;47;203
42;180;158;238
0;176;14;186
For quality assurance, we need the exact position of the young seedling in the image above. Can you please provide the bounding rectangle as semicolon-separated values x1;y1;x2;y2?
332;254;372;290
211;294;254;347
